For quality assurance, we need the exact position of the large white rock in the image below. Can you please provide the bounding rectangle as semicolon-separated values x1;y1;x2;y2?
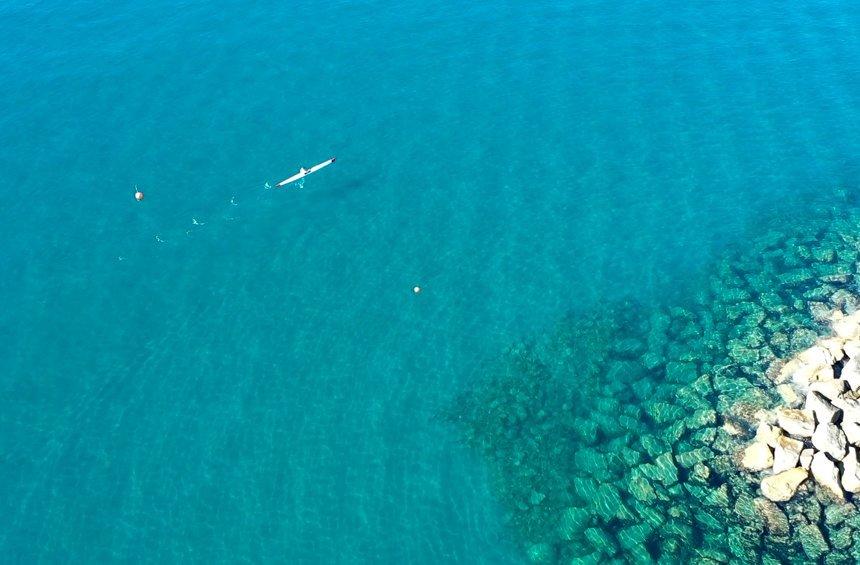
812;422;848;460
776;358;803;385
755;423;783;448
842;447;860;493
808;379;847;401
800;448;814;470
761;467;809;502
792;364;834;389
776;408;815;438
806;392;842;425
742;442;774;471
780;351;834;389
832;397;860;423
813;365;835;383
819;337;846;361
811;451;845;500
772;435;804;474
833;311;860;340
844;421;860;445
841;358;860;391
798;345;836;369
844;339;860;359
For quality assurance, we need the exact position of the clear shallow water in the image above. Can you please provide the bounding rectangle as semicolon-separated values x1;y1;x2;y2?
1;0;860;561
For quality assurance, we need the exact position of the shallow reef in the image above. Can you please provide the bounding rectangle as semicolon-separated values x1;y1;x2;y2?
447;206;860;563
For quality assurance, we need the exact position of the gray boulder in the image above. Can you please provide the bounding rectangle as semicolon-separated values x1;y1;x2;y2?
806;392;842;425
812;423;848;460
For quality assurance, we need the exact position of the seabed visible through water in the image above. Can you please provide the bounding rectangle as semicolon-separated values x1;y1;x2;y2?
448;195;860;563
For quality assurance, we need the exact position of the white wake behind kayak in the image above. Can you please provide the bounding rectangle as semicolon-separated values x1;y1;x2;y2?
276;157;336;187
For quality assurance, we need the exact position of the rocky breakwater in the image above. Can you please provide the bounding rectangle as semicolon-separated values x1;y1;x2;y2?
743;310;860;503
450;204;860;562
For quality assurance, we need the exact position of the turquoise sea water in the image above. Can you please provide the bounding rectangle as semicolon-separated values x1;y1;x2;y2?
2;0;860;561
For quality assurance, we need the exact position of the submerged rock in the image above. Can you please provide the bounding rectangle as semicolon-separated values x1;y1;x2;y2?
691;462;711;483
612;337;645;358
627;475;656;504
754;498;790;535
637;452;679;486
776;383;803;407
448;215;860;564
830;525;853;551
617;522;653;552
797;522;830;560
526;543;555;563
647;401;685;424
704;484;731;508
583;527;618;556
686;408;717;429
824;502;853;527
593;483;632;521
665;362;697;384
676;447;713;468
558;507;591;541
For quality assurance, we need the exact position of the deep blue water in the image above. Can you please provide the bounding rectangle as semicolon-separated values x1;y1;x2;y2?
2;0;860;561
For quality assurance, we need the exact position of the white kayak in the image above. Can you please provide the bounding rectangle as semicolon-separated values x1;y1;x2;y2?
276;157;336;187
